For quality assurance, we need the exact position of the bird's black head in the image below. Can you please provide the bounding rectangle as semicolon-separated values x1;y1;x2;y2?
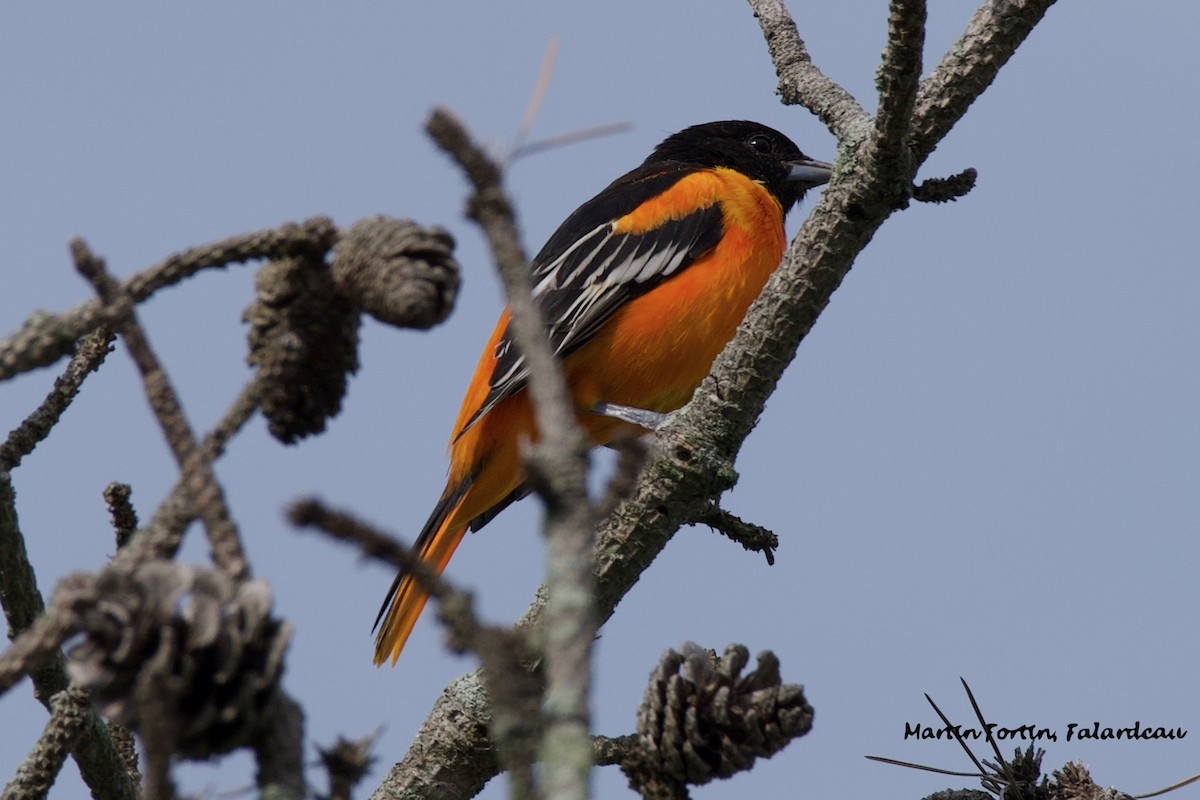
646;120;831;212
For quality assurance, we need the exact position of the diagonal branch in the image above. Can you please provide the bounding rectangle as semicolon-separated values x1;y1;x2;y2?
0;217;337;382
113;377;263;572
0;333;140;800
910;0;1059;163
745;0;870;140
71;239;250;582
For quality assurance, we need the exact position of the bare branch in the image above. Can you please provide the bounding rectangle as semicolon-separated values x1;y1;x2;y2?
72;238;252;582
0;571;80;694
0;217;337;382
1;377;140;800
872;0;926;181
910;0;1059;163
110;376;262;571
592;735;638;768
745;0;870;140
0;328;114;472
318;733;380;800
427;107;596;800
2;686;91;800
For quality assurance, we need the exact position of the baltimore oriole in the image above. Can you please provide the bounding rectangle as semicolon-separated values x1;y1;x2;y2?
374;120;831;665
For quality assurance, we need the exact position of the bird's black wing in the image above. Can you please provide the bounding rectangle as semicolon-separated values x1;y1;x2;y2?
455;163;724;438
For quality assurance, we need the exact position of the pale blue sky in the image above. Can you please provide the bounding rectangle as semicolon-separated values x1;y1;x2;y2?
2;3;1198;799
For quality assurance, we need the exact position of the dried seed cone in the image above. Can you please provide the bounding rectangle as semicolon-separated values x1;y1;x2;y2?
66;563;291;760
330;215;459;329
244;254;360;443
624;643;813;796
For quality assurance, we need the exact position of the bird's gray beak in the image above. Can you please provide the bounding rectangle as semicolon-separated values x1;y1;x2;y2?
787;157;833;188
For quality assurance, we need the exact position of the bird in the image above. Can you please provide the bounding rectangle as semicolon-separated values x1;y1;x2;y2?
373;120;831;665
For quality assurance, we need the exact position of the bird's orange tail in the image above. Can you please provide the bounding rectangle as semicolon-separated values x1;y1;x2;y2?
372;485;471;666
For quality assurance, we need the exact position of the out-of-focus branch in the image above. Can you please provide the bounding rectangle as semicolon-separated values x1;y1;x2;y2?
72;238;251;582
2;686;91;800
0;329;113;472
0;216;338;382
0;334;140;800
103;483;139;551
427;107;596;800
287;499;484;648
112;377;262;571
292;498;543;798
318;733;380;800
0;372;262;705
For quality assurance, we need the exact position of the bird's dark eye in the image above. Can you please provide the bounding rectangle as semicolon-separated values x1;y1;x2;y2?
747;134;774;154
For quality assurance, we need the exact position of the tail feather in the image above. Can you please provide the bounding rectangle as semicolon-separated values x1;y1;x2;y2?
372;479;472;666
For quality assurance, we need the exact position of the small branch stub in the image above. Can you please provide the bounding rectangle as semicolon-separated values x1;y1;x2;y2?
912;167;978;203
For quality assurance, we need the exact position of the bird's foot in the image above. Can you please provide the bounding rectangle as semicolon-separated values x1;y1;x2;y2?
590;402;675;431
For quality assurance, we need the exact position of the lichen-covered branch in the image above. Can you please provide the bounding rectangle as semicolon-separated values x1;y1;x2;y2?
910;0;1059;163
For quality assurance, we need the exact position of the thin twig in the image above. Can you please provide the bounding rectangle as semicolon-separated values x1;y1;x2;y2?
0;345;140;799
110;376;262;572
0;328;114;472
72;238;251;582
510;122;634;163
286;499;465;624
507;36;560;165
0;217;337;382
912;168;977;203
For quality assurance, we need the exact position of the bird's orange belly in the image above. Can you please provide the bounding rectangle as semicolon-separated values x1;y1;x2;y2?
564;219;784;426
